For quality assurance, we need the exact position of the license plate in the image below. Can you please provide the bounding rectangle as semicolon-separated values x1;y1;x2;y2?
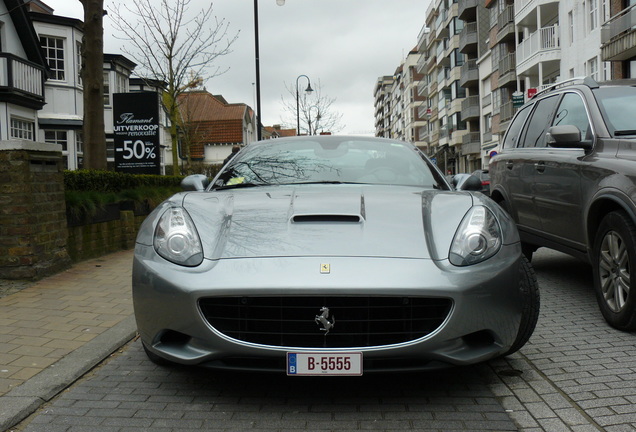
286;352;363;376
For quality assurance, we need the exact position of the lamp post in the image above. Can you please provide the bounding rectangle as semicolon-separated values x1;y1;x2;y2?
296;75;313;135
253;0;262;141
253;0;286;141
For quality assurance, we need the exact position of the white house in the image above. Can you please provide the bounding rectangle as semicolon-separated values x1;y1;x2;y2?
0;0;48;142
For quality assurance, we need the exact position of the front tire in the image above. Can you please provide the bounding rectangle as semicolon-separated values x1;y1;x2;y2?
592;211;636;330
504;255;540;356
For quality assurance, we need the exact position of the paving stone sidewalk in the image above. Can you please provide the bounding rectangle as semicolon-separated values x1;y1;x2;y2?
0;250;137;431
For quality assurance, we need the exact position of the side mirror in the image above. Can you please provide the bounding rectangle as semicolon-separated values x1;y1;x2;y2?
181;174;209;191
546;125;593;150
452;173;482;191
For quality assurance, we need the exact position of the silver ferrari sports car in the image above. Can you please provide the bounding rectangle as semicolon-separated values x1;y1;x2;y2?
133;136;539;374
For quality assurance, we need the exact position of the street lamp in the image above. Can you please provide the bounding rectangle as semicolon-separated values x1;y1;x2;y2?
296;75;313;135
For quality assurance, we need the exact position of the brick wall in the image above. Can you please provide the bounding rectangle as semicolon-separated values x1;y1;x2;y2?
0;141;71;279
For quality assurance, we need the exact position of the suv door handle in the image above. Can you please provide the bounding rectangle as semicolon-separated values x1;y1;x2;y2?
505;160;514;170
534;162;546;173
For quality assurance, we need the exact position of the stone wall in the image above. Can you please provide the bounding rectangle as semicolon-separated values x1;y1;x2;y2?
0;141;71;279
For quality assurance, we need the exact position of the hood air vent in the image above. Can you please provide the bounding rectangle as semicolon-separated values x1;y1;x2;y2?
292;214;362;223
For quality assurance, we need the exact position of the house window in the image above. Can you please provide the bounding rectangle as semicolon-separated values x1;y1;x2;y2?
10;118;35;140
40;36;65;80
76;41;82;85
76;132;83;154
115;72;127;93
568;11;574;45
44;130;68;151
103;72;110;105
588;56;598;80
589;0;598;31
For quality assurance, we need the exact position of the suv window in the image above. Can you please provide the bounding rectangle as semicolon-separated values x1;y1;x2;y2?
553;93;591;141
594;86;636;134
522;95;560;148
503;104;532;149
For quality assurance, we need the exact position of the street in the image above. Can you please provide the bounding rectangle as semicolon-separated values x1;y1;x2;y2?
12;249;636;432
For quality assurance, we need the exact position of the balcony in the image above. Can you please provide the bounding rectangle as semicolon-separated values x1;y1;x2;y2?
601;5;636;61
461;95;480;121
500;100;517;123
417;81;428;98
458;0;479;21
498;53;516;87
0;54;46;110
461;132;481;155
459;22;478;54
459;60;479;88
496;5;516;43
515;0;559;24
516;25;561;74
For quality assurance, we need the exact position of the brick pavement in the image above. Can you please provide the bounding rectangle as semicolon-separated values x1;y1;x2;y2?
0;250;136;431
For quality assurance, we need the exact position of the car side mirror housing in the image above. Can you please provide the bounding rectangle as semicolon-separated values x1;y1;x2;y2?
546;125;593;150
452;173;482;191
181;174;210;191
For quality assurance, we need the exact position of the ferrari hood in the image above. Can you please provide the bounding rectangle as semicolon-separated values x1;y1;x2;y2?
178;185;474;260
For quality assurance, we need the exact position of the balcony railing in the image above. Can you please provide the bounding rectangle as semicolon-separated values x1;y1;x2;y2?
461;95;480;120
601;4;636;61
601;4;636;42
460;59;478;87
0;54;46;103
459;22;478;53
498;4;515;29
458;0;479;20
500;100;516;123
516;25;561;66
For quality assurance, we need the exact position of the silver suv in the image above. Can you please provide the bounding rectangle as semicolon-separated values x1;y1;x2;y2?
489;77;636;330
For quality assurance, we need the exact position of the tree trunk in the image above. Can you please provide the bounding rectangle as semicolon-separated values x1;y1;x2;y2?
80;0;107;170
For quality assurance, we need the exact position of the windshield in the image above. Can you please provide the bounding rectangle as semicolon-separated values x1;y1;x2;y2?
594;86;636;135
212;138;445;190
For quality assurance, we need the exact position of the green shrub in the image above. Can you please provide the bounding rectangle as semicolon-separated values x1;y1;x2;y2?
64;170;188;221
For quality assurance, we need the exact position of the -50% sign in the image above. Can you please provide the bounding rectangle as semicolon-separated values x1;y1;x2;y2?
118;140;157;160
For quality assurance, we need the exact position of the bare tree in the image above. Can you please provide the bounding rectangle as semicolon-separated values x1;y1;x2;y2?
108;0;238;173
79;0;106;170
281;80;344;135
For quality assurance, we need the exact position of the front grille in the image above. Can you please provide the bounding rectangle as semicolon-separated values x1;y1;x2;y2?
198;296;452;348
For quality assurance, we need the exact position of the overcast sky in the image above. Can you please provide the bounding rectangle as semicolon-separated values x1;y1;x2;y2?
45;0;430;135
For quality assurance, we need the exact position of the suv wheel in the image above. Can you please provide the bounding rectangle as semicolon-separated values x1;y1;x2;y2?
592;211;636;330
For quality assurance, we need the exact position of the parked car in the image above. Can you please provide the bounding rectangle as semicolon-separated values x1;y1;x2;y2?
133;136;539;374
471;169;491;196
489;77;636;330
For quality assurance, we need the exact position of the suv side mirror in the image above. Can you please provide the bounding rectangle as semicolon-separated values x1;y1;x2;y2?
452;173;482;191
181;174;210;191
546;125;593;150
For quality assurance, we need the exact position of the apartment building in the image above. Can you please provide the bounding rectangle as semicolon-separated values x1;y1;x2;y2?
482;0;517;166
377;0;621;171
601;1;636;78
373;75;394;138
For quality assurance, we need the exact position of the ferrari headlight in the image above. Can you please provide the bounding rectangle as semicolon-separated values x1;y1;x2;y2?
449;206;502;266
154;207;203;266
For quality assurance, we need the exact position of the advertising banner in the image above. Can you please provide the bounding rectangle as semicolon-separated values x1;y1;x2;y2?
113;92;161;174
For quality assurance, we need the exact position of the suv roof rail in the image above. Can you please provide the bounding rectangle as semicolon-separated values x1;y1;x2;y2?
531;76;600;100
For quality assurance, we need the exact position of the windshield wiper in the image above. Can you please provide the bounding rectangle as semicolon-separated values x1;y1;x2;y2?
614;130;636;136
212;182;264;191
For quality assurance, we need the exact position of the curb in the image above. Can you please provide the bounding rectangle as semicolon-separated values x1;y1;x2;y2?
0;315;137;432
